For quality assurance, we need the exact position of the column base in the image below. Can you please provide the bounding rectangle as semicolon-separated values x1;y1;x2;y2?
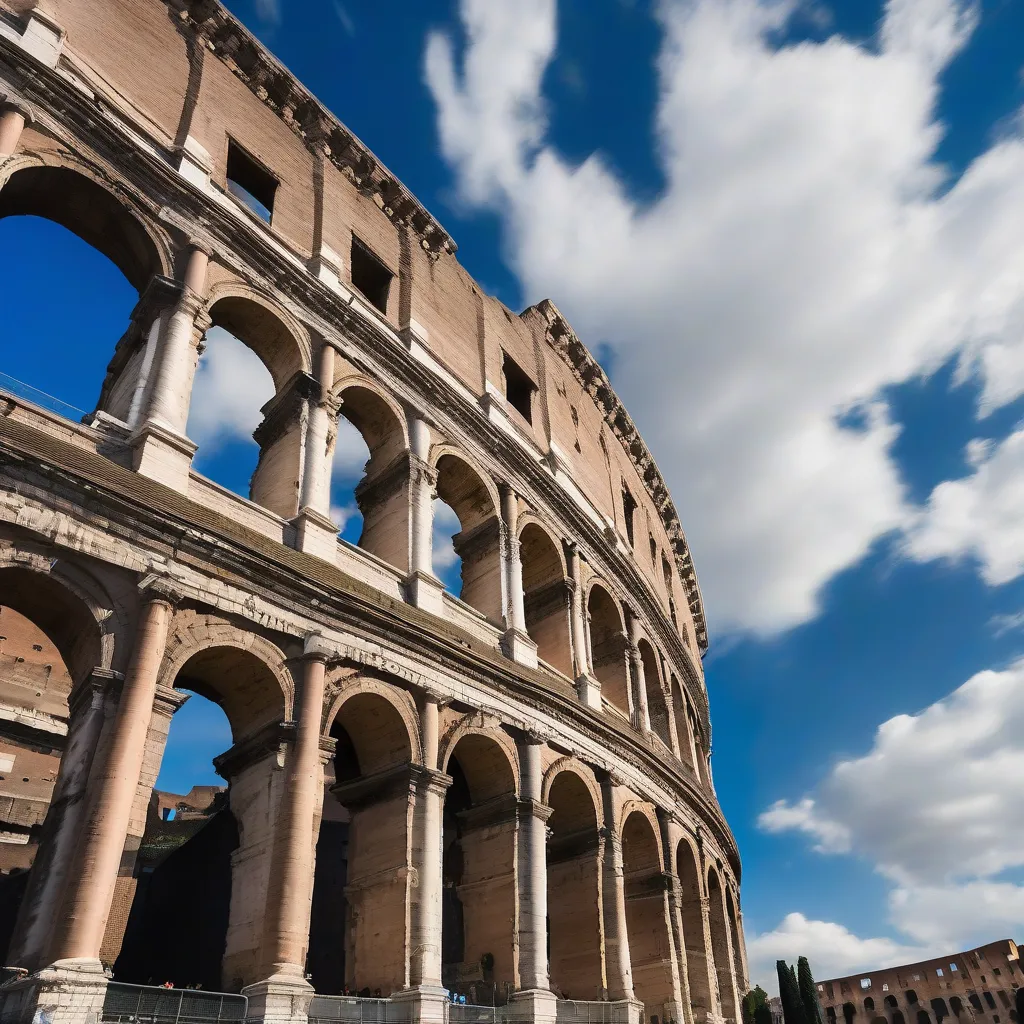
292;506;339;560
576;672;602;710
130;421;197;493
0;958;108;1024
502;627;538;669
510;988;558;1024
242;972;314;1024
407;570;447;616
392;984;449;1024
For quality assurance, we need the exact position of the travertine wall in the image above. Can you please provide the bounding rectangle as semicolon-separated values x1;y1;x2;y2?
0;2;742;1022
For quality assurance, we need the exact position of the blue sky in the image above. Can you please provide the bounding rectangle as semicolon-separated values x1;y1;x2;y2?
5;0;1024;990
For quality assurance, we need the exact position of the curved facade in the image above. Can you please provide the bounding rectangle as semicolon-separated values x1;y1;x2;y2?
0;2;745;1024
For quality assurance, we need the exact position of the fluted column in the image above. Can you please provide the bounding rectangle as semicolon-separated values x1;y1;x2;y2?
627;617;651;735
299;342;336;515
501;484;537;667
49;591;174;966
564;542;601;709
700;895;723;1016
10;669;118;972
258;637;328;981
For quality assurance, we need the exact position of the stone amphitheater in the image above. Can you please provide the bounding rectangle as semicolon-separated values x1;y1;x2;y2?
0;1;747;1022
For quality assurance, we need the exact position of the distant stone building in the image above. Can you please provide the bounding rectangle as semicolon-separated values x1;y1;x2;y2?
770;996;785;1024
818;941;1021;1024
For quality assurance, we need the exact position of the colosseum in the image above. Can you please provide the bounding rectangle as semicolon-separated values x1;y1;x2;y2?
0;1;746;1023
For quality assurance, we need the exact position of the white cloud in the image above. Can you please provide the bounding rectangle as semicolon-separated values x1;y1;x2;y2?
905;426;1024;585
757;659;1024;977
990;609;1024;637
425;0;1024;637
330;502;359;534
746;913;929;991
333;416;370;478
433;499;463;574
253;0;280;26
187;328;274;454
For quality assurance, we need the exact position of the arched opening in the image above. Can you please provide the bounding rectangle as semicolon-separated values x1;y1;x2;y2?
872;1018;888;1024
843;1003;856;1024
886;997;899;1010
670;676;695;772
187;296;308;521
893;1011;907;1024
311;688;415;995
587;586;629;717
968;996;983;1014
113;689;235;991
931;1000;949;1024
865;999;875;1013
0;566;107;973
434;456;502;623
637;640;670;748
907;992;919;1006
917;1011;932;1024
148;644;287;992
826;1007;837;1024
676;841;713;1019
691;719;707;787
442;733;518;1003
546;770;601;999
332;385;409;566
707;868;737;1022
949;998;963;1018
726;889;744;992
0;166;160;424
519;524;572;676
621;811;675;1020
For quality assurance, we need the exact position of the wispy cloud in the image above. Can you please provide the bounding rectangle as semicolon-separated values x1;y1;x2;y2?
333;1;356;37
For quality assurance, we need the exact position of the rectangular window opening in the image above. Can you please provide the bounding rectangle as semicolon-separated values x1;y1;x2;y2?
502;352;536;424
226;140;277;223
860;980;871;990
350;236;393;315
938;970;944;978
622;483;638;548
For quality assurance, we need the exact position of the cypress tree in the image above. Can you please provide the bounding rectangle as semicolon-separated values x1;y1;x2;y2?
778;960;808;1024
755;1002;774;1024
798;956;823;1024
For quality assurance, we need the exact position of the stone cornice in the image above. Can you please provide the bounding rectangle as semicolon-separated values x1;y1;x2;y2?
166;0;455;256
528;300;708;653
0;33;710;739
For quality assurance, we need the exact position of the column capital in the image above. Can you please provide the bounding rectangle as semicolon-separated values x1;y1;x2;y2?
0;92;35;122
519;797;554;823
302;632;333;663
137;572;184;608
68;667;123;716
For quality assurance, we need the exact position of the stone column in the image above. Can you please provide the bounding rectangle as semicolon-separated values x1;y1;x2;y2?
512;736;556;1024
627;612;651;735
247;636;328;1023
406;414;445;615
49;590;174;967
293;343;341;559
0;96;32;160
501;484;537;667
130;245;209;492
598;774;638;1011
564;542;600;709
8;669;118;973
701;895;723;1019
656;811;686;1024
398;696;451;1024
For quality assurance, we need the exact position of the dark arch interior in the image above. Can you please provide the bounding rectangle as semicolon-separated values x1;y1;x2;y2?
587;586;629;716
638;639;670;747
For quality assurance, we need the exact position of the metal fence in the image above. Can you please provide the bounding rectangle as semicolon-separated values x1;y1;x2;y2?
101;982;248;1024
447;1005;502;1024
555;1000;637;1024
308;996;410;1024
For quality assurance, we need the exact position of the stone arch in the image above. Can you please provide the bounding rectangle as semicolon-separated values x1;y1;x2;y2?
621;808;676;1020
670;674;696;772
0;156;170;291
546;763;603;999
332;378;411;569
192;286;313;519
312;674;419;994
518;520;572;676
158;613;293;739
676;837;714;1020
707;866;737;1023
586;582;630;718
865;999;876;1013
541;756;602;816
637;637;671;747
322;674;422;770
433;451;503;622
441;726;519;995
726;887;745;991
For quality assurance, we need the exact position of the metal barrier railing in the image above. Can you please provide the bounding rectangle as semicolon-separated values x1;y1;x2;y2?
555;1000;634;1024
308;996;410;1023
101;982;247;1024
447;1005;501;1024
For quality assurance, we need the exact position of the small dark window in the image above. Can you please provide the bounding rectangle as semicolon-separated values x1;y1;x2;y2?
502;353;535;424
31;644;42;652
662;554;674;593
650;536;658;564
969;996;983;1014
226;140;277;222
622;484;637;547
350;236;393;314
985;994;997;1010
669;598;678;628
